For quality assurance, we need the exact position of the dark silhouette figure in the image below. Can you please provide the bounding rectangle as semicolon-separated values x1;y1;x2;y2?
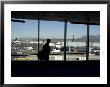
37;39;51;61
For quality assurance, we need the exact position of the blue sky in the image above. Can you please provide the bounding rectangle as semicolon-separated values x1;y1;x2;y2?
11;19;100;39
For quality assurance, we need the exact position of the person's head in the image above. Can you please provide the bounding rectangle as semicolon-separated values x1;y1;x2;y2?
47;39;51;43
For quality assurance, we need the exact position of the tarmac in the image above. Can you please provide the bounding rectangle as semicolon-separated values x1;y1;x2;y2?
12;54;100;61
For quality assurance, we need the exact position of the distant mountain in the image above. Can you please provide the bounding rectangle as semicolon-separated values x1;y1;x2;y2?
76;35;100;42
11;35;100;43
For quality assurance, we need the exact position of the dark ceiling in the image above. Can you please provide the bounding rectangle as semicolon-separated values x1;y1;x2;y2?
11;11;100;25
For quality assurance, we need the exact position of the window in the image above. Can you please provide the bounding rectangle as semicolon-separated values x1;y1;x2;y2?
40;20;64;61
11;19;38;61
66;23;87;61
11;11;100;61
89;25;100;60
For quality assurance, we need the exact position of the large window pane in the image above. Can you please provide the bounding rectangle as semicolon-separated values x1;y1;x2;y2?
40;20;64;61
89;25;100;60
66;23;87;61
11;19;38;61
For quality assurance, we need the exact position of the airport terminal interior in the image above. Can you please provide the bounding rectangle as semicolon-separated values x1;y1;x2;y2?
11;11;100;61
11;11;100;77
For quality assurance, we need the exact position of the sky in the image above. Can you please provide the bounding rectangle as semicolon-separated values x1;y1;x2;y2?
11;19;100;39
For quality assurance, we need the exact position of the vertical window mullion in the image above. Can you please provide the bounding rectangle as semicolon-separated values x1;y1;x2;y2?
38;12;40;53
86;13;90;61
86;24;89;60
64;20;67;61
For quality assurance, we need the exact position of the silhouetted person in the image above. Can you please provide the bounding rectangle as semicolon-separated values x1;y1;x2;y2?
37;39;51;61
43;39;51;61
